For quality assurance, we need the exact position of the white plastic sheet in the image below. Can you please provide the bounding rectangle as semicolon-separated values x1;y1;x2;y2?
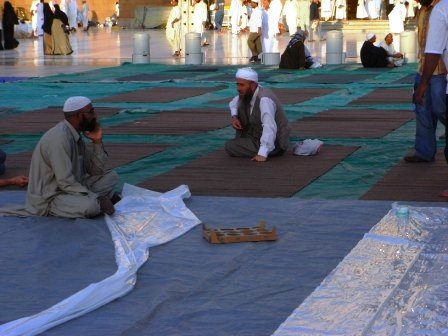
0;184;201;336
273;205;448;335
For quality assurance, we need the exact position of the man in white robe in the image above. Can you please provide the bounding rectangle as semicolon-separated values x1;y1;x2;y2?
297;0;310;33
283;0;299;36
321;0;334;20
68;0;78;31
229;0;242;35
240;0;249;32
261;0;280;53
166;0;181;56
30;0;40;37
379;32;404;66
356;0;368;18
388;1;408;34
81;0;90;31
192;0;208;46
367;0;378;18
335;0;347;19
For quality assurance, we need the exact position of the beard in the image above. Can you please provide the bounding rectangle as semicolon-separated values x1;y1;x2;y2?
80;117;98;132
239;91;254;106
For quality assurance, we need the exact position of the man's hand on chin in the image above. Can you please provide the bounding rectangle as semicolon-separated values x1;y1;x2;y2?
251;155;267;162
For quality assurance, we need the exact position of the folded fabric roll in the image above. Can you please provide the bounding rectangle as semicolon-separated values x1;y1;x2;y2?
293;139;324;156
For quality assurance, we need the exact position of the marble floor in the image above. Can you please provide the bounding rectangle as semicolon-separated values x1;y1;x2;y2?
0;27;381;78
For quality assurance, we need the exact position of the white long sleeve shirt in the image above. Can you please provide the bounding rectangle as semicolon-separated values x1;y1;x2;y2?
229;86;277;157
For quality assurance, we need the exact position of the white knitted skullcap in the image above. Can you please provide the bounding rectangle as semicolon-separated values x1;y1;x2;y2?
236;67;258;83
251;0;258;3
365;32;376;41
63;96;91;113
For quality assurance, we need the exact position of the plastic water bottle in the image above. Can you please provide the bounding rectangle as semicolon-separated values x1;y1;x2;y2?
395;206;409;237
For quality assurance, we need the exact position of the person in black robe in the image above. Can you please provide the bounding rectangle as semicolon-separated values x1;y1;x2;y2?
360;32;394;68
2;1;19;50
279;30;313;69
54;4;69;28
42;3;54;54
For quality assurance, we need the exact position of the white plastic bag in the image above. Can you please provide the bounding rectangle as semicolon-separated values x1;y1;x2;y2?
293;139;323;156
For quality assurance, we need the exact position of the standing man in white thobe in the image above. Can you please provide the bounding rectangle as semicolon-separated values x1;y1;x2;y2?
240;0;249;32
270;0;283;51
81;0;90;31
229;0;242;35
356;0;368;18
192;0;209;46
388;1;407;34
166;0;182;56
297;0;310;34
30;0;40;37
335;0;347;19
321;0;334;20
261;0;280;52
367;0;379;18
68;0;78;31
283;0;299;36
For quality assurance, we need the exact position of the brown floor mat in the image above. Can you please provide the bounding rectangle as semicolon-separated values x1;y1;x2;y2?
271;88;336;104
0;107;120;134
96;86;226;103
290;109;414;138
117;73;205;82
104;108;229;135
203;73;268;82
394;74;415;84
139;145;358;197
349;88;412;105
362;149;448;202
2;143;169;179
292;74;371;84
212;88;336;105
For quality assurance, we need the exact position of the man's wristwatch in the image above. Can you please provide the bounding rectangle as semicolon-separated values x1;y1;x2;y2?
231;115;238;119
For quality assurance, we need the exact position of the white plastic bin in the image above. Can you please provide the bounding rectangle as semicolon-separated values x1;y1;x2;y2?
263;52;280;66
132;33;150;64
326;30;343;65
400;31;417;63
185;32;203;65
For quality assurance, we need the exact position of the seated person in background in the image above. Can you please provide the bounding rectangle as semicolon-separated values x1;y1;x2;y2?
279;30;314;69
0;149;28;187
225;68;290;162
379;33;404;67
25;96;119;218
360;32;394;68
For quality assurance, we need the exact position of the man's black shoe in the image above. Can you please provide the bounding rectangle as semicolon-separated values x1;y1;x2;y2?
404;155;433;163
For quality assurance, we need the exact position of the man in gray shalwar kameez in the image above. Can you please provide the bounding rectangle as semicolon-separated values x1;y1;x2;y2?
25;96;119;218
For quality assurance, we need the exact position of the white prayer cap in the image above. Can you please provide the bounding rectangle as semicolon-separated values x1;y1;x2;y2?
251;0;258;3
63;96;92;113
365;32;376;41
236;67;258;83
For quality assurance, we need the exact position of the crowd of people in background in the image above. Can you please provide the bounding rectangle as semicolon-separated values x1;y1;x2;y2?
165;0;420;69
0;0;120;54
1;0;418;59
